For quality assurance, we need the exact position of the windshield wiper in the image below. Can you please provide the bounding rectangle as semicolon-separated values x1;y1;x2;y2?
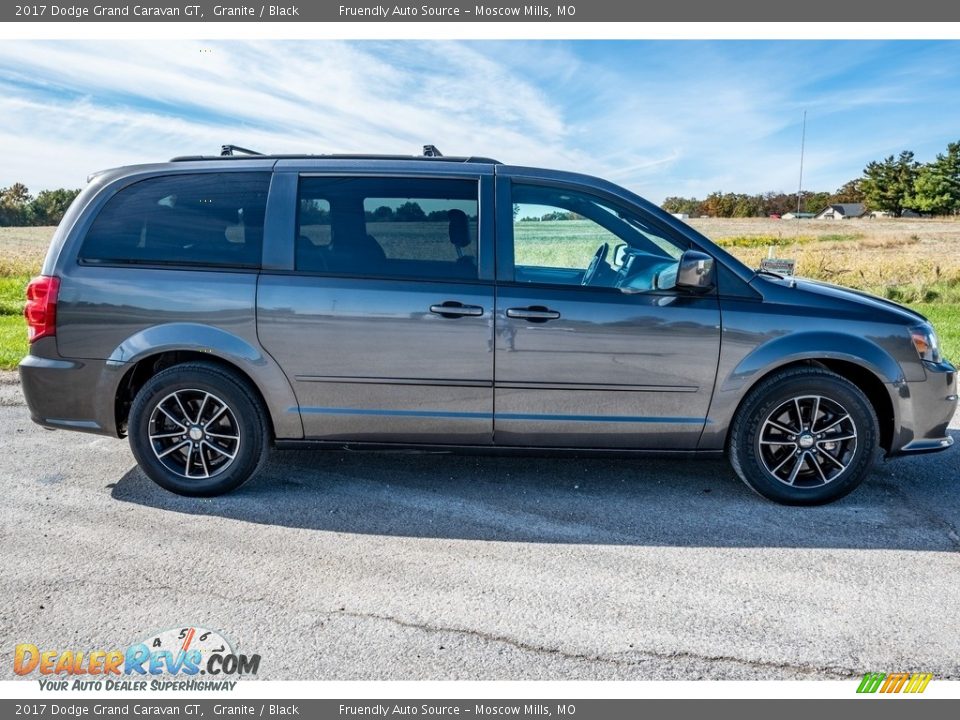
755;268;786;279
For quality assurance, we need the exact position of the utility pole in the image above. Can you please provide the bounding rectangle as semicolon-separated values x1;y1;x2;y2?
796;110;807;223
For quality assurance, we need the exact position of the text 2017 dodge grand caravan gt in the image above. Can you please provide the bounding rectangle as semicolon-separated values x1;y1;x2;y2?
20;147;957;504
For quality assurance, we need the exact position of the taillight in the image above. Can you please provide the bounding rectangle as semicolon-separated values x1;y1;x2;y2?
24;275;60;343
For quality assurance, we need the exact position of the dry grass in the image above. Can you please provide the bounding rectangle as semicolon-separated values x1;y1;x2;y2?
686;215;960;241
687;217;960;304
0;227;51;367
0;226;51;278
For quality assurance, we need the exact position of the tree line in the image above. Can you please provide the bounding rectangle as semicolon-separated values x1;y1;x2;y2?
0;183;81;226
3;140;958;226
300;200;477;225
662;140;960;218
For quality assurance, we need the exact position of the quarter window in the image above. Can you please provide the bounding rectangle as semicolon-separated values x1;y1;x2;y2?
296;177;479;281
80;173;270;268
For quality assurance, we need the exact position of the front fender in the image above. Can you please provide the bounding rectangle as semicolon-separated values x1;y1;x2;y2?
698;330;903;451
100;323;303;439
725;331;905;391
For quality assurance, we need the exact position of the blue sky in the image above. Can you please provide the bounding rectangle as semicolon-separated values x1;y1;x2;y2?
1;40;958;203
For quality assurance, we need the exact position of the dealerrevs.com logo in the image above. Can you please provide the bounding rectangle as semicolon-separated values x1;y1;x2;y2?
14;626;261;691
856;672;933;694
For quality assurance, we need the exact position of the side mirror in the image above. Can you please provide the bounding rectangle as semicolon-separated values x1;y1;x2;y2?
675;250;715;292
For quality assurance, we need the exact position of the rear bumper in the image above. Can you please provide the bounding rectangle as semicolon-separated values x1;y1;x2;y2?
889;360;957;457
18;351;120;437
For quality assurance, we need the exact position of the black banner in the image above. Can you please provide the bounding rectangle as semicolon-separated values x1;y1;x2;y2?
4;0;960;22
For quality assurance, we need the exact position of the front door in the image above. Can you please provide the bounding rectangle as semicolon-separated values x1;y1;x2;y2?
493;177;721;449
258;173;495;444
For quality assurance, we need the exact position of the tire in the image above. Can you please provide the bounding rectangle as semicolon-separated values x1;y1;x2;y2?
128;362;269;497
728;367;878;505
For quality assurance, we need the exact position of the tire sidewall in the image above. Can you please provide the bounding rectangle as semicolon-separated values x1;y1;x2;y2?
129;366;265;497
732;372;878;505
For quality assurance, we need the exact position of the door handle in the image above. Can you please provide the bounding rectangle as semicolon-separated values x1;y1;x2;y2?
506;306;561;321
429;301;484;318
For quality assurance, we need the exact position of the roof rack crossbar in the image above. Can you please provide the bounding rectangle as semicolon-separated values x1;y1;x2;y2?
220;144;264;157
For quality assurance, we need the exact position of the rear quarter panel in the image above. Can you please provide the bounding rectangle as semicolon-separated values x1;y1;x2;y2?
54;265;301;439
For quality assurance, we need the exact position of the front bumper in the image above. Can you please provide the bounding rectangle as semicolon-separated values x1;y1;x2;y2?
889;359;957;456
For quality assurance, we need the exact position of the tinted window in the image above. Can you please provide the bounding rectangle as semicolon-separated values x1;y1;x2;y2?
512;183;684;291
80;173;270;268
297;177;479;280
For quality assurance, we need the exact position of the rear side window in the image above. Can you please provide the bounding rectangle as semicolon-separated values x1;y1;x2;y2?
296;176;479;281
80;172;271;268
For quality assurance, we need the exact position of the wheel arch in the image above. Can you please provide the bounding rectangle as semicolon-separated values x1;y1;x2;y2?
105;323;303;439
726;331;904;387
725;357;896;454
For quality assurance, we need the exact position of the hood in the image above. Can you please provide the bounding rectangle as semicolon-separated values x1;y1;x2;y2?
755;274;929;326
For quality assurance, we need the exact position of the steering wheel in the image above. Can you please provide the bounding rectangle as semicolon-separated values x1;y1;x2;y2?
581;242;609;287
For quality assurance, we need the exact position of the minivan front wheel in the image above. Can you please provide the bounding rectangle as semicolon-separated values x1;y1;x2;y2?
729;367;878;505
128;363;269;496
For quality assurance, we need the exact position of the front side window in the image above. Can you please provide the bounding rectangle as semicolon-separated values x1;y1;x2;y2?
511;183;684;292
80;172;270;268
296;177;479;281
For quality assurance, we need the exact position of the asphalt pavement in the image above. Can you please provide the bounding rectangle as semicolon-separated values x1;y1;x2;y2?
1;371;958;680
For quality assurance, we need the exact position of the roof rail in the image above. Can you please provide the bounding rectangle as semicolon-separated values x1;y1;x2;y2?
170;153;502;164
170;144;500;164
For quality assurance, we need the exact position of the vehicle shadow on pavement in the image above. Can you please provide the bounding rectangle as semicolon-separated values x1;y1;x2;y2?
111;430;960;550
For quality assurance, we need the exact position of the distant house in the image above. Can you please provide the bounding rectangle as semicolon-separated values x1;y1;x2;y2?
869;209;921;218
671;212;690;220
814;203;867;220
781;211;816;220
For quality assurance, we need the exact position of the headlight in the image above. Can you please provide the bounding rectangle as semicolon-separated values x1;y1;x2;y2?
909;325;942;363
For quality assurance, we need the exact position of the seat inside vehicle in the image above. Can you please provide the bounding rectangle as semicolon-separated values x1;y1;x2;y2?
296;192;478;280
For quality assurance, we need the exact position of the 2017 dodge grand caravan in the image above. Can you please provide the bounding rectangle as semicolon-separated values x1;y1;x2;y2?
19;147;957;504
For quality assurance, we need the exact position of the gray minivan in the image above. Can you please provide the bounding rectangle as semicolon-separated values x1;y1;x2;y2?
19;148;957;504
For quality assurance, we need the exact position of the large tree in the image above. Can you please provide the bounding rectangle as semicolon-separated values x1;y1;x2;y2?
701;191;736;218
801;191;831;214
761;192;795;216
860;151;920;217
0;183;32;226
661;196;703;216
906;141;960;215
29;188;81;226
394;201;426;222
830;179;865;205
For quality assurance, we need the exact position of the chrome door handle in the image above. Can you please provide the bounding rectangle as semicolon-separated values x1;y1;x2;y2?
429;302;484;318
506;307;561;321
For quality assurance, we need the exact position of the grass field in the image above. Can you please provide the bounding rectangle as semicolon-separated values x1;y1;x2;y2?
0;222;957;369
0;226;50;369
912;304;960;361
700;217;960;304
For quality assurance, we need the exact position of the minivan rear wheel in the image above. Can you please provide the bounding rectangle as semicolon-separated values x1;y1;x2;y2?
128;362;269;496
729;367;878;505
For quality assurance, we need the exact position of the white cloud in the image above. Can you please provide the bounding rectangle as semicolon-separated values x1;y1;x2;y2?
0;40;957;204
0;40;590;191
